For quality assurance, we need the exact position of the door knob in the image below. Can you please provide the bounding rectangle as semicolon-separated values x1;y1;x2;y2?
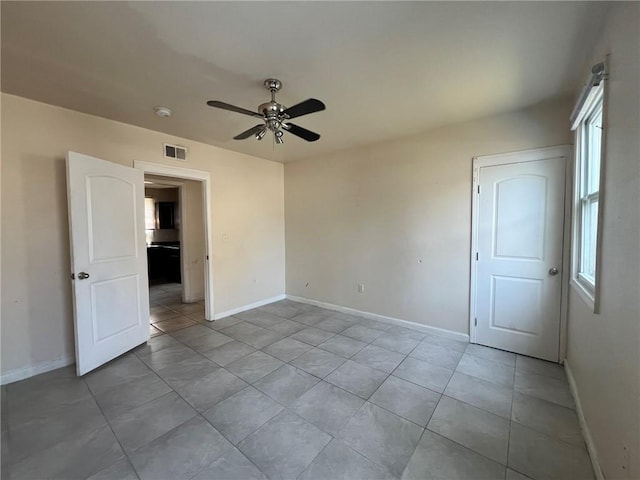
77;272;90;280
548;267;559;276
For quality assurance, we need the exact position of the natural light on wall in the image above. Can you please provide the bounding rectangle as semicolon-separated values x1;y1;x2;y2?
144;197;155;245
570;60;607;312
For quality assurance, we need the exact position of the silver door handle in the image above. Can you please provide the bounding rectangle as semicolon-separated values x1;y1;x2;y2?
77;272;90;280
549;267;559;276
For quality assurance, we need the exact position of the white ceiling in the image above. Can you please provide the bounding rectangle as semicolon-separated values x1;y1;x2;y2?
1;1;608;163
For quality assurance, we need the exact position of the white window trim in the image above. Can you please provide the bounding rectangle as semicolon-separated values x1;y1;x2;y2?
570;63;607;313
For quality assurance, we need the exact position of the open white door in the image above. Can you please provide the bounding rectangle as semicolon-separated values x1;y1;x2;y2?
472;147;568;362
66;152;150;375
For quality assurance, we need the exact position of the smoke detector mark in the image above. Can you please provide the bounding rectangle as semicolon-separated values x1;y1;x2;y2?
164;143;188;161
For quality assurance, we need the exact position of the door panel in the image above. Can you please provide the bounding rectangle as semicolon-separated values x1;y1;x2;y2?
67;152;150;375
475;153;565;361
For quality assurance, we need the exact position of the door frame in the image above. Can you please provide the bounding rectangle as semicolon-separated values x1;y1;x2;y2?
135;161;214;321
469;145;573;362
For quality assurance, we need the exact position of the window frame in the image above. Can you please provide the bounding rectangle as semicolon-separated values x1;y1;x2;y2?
571;77;606;312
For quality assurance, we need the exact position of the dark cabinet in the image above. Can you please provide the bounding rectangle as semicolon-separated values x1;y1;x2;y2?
147;245;181;284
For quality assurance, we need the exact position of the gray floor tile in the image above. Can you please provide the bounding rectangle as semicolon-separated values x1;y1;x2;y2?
427;396;510;464
85;355;152;394
357;318;396;332
512;392;583;446
86;457;138;480
129;416;233;480
373;332;422;354
516;355;566;379
263;337;313;362
133;334;182;357
420;333;468;352
202;340;256;366
506;468;533;480
514;371;574;408
402;429;506;480
290;327;336;346
170;324;217;343
291;311;330;326
317;335;367;358
291;348;347;378
352;344;406;373
192;447;268;480
137;344;202;372
444;372;513;418
238;410;331;480
508;422;594;480
227;351;284;383
204;386;284;445
254;365;320;406
326;360;388;399
8;395;106;464
208;316;243;331
314;317;354;334
300;439;393;480
293;381;365;436
154;355;219;389
93;371;173;420
109;392;197;452
258;301;303;319
410;341;464;370
370;376;440;427
466;344;516;367
10;423;123;480
221;321;270;343
341;325;385;343
267;318;308;336
236;309;288;329
456;354;515;388
339;402;423;477
174;368;247;412
176;330;234;352
243;329;286;349
393;357;453;393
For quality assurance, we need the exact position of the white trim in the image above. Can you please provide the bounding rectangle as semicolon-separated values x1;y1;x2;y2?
213;295;287;320
134;161;214;320
287;295;469;342
470;145;572;361
564;360;605;480
1;355;75;385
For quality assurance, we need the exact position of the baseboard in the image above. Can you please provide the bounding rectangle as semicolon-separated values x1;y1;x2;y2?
564;360;605;480
1;354;75;386
286;295;469;342
213;294;287;320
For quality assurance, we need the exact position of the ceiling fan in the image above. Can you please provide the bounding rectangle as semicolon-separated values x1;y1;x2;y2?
207;79;325;144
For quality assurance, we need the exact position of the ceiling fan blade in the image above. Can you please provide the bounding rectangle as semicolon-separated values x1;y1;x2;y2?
207;100;262;118
283;98;325;119
283;123;321;142
233;124;265;140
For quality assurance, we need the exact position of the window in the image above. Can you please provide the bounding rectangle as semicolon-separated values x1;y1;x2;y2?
144;197;156;230
571;63;606;310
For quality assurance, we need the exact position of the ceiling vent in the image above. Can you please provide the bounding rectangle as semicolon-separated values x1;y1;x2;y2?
163;143;187;161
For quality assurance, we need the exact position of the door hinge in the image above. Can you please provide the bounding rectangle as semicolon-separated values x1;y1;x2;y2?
477;185;480;194
474;318;477;326
70;273;75;280
476;252;479;261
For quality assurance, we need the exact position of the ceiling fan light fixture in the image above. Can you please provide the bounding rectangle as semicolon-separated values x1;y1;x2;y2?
274;130;284;144
255;128;267;140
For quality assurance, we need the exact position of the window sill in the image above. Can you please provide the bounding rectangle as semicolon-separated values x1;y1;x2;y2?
570;278;596;313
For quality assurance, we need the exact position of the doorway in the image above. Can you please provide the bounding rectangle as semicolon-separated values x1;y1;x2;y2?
470;145;571;362
135;161;214;322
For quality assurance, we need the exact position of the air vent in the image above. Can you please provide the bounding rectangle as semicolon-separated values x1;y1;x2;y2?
163;143;187;161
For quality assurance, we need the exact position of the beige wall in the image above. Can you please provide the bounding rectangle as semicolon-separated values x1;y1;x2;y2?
285;99;572;334
566;3;640;478
0;94;285;379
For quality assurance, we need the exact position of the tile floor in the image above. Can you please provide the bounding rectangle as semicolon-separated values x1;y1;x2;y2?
0;284;595;480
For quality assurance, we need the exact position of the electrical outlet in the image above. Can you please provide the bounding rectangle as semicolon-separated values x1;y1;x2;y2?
358;284;365;293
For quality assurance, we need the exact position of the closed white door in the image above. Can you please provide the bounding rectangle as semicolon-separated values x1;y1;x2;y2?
66;152;150;375
473;148;567;361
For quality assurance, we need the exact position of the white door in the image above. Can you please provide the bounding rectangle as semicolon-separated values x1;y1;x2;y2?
472;147;567;361
66;152;150;375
